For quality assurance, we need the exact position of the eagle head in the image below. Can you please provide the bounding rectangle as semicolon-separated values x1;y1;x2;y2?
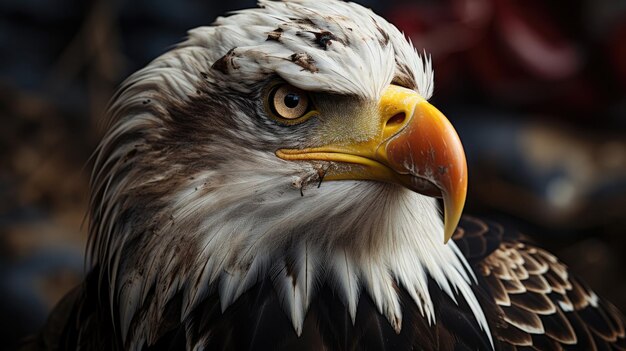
89;0;487;347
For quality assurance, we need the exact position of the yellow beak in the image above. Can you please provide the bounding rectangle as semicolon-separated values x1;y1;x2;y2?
276;85;468;243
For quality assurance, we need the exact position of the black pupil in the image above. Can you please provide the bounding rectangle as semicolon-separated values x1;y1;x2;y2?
284;93;300;108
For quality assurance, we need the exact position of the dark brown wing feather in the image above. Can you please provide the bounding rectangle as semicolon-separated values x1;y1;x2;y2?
454;216;626;351
18;269;118;351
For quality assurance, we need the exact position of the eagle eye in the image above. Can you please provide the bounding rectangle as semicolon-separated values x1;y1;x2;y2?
265;84;315;124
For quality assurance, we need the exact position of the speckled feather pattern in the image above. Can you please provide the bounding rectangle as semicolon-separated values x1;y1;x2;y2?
454;217;626;350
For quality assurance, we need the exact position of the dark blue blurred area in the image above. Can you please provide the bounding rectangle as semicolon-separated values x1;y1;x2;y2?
1;0;625;348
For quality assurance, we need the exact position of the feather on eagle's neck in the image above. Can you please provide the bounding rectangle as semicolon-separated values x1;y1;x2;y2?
103;150;492;348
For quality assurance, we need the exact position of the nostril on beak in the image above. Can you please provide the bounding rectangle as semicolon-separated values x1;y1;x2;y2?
386;112;406;128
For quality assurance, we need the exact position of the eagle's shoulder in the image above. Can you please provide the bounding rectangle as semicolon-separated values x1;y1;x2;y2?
452;215;519;262
454;216;626;350
21;269;117;351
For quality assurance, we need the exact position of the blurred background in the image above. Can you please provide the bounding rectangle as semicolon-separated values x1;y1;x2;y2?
1;0;625;347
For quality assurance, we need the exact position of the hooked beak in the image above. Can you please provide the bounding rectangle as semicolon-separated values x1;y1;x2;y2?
276;85;468;243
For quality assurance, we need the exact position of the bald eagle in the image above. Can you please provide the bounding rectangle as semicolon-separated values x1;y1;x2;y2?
30;1;625;350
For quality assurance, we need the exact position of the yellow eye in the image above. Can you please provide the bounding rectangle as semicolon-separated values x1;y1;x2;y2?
266;84;315;124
